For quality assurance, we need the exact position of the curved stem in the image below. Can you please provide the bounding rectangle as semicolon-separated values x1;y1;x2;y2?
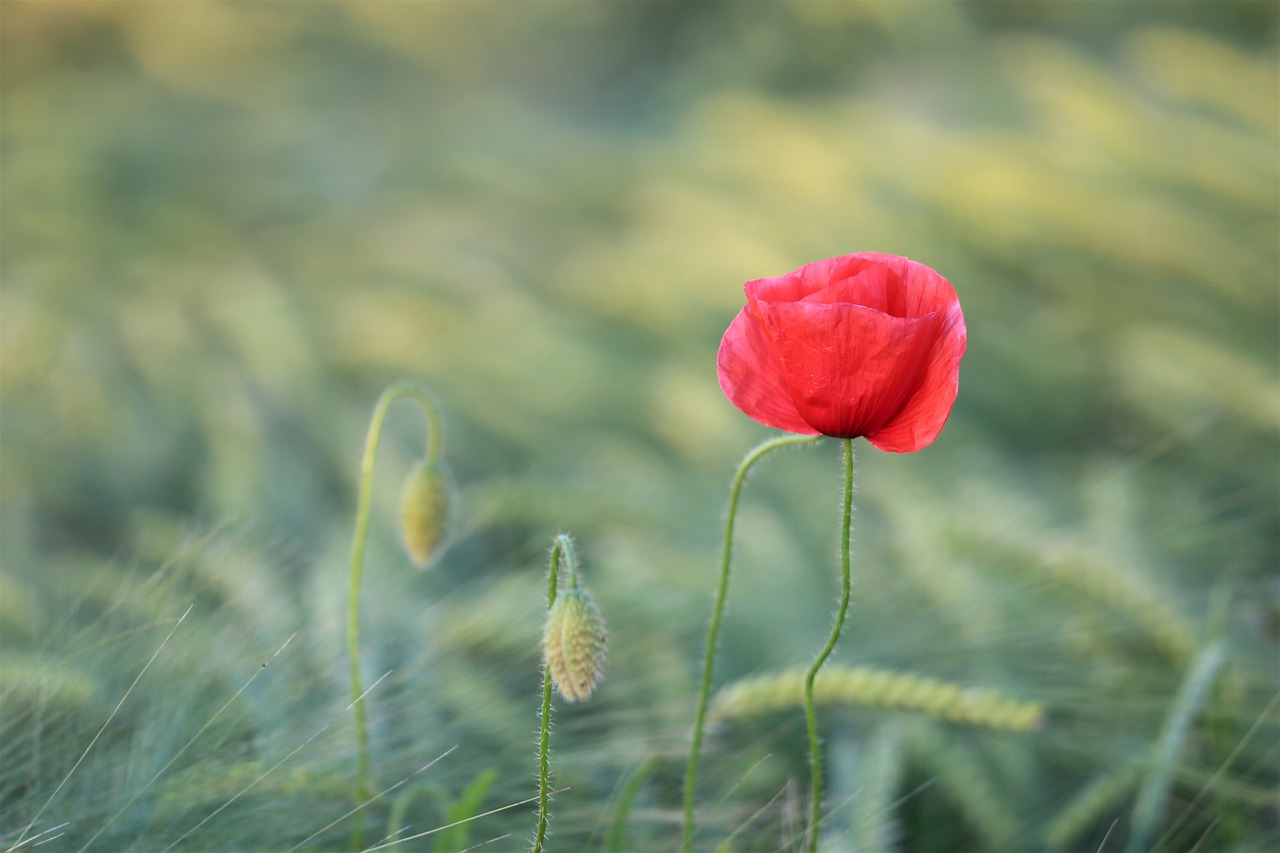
682;433;823;852
561;536;580;591
803;438;855;852
347;381;442;850
534;534;574;853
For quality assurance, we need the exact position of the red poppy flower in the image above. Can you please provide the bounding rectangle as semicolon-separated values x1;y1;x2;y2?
717;252;966;452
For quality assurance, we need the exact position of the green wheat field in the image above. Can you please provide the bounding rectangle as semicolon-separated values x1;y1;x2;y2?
2;2;1277;851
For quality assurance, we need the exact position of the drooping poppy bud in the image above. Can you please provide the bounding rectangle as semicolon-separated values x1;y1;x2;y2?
542;588;607;703
399;459;449;568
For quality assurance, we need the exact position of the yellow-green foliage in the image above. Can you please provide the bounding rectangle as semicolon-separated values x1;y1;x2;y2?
905;722;1021;847
0;653;97;717
1;1;1274;849
711;665;1045;733
1031;543;1196;663
843;724;907;853
155;760;353;815
1043;762;1143;850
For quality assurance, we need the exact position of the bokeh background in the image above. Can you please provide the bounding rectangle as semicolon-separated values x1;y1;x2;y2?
2;2;1277;851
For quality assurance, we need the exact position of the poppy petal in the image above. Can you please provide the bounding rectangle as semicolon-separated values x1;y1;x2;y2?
717;305;819;435
745;254;868;304
802;254;958;319
866;308;967;452
749;299;944;439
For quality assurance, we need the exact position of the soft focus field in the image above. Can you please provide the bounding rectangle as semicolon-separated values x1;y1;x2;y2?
2;2;1277;851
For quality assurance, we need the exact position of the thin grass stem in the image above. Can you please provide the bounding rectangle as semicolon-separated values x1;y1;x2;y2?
11;605;192;852
604;757;658;853
1126;639;1228;853
161;670;392;853
1154;689;1280;848
361;790;562;852
287;747;457;853
78;632;298;852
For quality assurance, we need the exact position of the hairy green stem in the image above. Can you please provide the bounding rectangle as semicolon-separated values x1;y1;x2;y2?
803;438;855;852
682;433;822;851
534;534;576;853
347;381;442;850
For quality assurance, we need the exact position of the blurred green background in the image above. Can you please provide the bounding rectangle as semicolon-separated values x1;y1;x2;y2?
2;2;1277;850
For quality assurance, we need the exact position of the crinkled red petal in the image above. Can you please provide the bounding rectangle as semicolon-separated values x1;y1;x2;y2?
749;299;944;439
866;305;967;452
717;305;818;436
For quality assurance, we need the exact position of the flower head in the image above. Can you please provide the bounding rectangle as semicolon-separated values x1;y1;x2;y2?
717;252;967;452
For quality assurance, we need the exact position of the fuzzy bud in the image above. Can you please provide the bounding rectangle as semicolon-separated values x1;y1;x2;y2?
542;588;607;703
399;460;449;568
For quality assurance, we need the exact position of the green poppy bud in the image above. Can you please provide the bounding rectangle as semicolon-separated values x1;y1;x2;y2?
399;459;448;568
542;588;607;703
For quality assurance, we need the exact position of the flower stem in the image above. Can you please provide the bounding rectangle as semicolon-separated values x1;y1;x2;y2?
682;433;822;852
347;381;442;850
534;534;575;853
803;438;855;852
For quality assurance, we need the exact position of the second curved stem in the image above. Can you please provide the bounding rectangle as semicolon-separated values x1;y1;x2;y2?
533;534;574;853
803;438;855;852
